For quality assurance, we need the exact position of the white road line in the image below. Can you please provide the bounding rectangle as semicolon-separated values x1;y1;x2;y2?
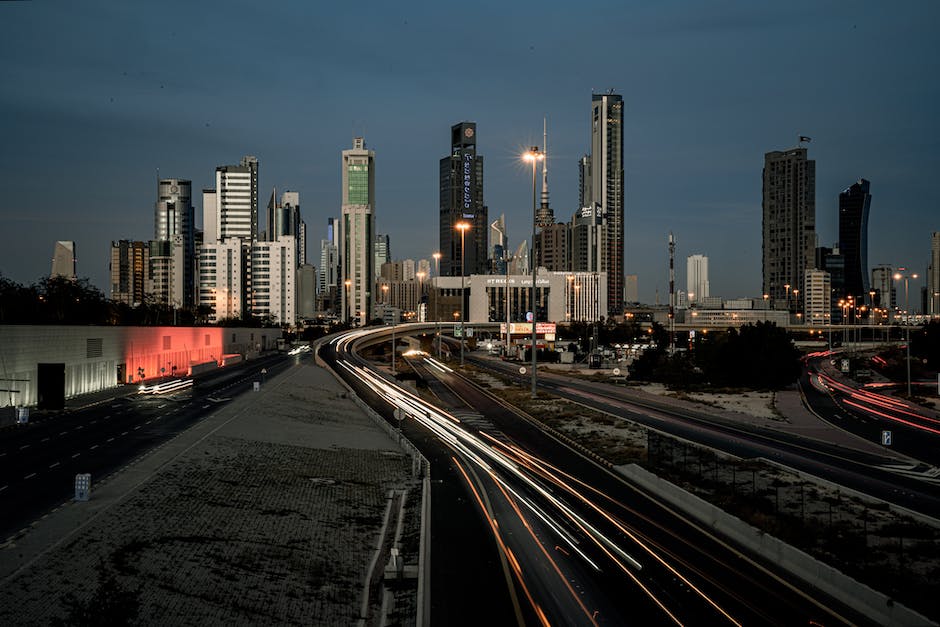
90;444;99;450
49;462;60;469
24;473;36;480
133;425;141;430
121;431;129;436
19;444;29;450
89;420;97;424
71;453;80;458
0;485;6;492
107;437;114;443
41;437;50;443
0;453;5;458
145;420;152;425
75;425;84;430
59;431;67;436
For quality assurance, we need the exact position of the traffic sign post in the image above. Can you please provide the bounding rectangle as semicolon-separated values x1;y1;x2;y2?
881;430;892;447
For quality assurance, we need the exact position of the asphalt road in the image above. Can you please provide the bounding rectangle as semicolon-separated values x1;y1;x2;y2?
471;355;940;520
0;353;291;541
322;331;874;626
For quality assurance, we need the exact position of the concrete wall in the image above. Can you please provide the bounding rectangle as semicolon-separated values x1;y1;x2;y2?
0;325;281;408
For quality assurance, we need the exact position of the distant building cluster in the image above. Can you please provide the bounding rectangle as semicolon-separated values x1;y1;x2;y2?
95;94;938;329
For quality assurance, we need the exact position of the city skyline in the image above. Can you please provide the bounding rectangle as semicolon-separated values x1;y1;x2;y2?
1;2;938;304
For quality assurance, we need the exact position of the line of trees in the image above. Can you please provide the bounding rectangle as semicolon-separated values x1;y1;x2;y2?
0;273;277;327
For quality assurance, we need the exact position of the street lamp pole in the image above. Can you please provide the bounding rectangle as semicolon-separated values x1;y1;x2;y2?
525;146;543;399
456;222;471;366
894;270;918;397
433;252;441;359
344;279;352;325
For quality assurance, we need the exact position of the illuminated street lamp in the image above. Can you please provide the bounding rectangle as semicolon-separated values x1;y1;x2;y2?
344;279;352;324
524;146;544;399
455;221;471;366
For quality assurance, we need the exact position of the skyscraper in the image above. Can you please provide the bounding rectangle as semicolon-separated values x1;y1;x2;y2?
591;92;624;316
535;118;554;229
871;265;895;310
153;178;195;307
838;179;872;301
762;146;816;308
341;137;375;326
50;241;76;280
687;254;709;304
440;122;487;277
319;217;340;313
266;189;304;267
213;156;259;242
109;240;150;305
374;233;390;279
928;232;940;316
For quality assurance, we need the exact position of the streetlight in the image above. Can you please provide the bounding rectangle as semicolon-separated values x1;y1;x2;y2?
524;146;544;399
455;221;471;366
432;252;442;358
344;279;352;325
894;270;918;397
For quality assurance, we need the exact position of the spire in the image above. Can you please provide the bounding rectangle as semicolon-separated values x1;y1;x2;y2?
535;117;555;228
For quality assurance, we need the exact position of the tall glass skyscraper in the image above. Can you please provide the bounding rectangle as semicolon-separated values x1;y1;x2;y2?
341;137;375;326
838;178;872;301
440;122;487;277
591;93;624;316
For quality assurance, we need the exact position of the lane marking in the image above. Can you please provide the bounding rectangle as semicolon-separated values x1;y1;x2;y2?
41;437;50;443
121;431;128;436
24;473;36;480
75;425;84;430
0;485;6;492
89;444;99;450
107;437;114;443
59;431;67;436
49;462;60;469
71;453;80;459
19;444;30;450
133;425;141;431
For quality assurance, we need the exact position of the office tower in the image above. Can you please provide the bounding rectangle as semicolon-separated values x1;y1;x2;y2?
319;217;340;314
578;155;593;209
374;234;390;278
762;146;816;309
267;189;303;268
440;122;488;276
50;241;76;280
536;223;569;272
687;254;710;304
871;265;895;310
417;259;431;280
250;236;296;325
213;156;259;242
198;239;245;323
341;137;376;326
624;274;638;304
153;178;195;307
569;206;606;273
929;232;940;316
804;268;831;325
109;240;150;305
838;179;872;301
591;93;625;315
298;219;307;266
296;264;317;321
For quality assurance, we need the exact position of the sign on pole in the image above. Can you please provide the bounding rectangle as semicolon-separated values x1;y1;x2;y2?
881;430;892;446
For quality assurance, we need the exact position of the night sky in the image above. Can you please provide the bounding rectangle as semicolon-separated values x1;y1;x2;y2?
1;1;937;304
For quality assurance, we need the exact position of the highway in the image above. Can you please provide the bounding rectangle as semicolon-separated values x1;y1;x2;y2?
469;353;940;520
321;328;872;626
0;353;291;541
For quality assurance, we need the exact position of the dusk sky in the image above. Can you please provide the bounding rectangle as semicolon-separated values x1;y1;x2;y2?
1;1;937;305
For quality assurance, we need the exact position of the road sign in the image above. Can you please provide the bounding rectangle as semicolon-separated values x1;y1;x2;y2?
454;324;463;338
881;430;892;446
75;473;91;501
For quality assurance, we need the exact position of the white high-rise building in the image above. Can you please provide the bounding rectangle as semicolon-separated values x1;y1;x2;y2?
153;178;195;307
214;156;259;243
804;268;831;326
871;265;895;311
251;236;296;325
687;254;709;304
198;239;245;323
51;240;76;280
340;138;375;326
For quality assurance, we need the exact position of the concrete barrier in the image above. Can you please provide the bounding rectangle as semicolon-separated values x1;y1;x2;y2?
617;464;934;627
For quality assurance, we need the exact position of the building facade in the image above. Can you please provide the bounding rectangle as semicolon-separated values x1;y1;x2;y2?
198;239;245;323
686;254;709;304
928;232;940;317
440;122;488;277
250;236;296;325
153;178;195;307
109;240;150;305
838;178;871;302
50;240;77;280
804;268;831;326
213;156;259;243
591;92;625;316
340;137;376;326
871;264;895;311
762;147;816;310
